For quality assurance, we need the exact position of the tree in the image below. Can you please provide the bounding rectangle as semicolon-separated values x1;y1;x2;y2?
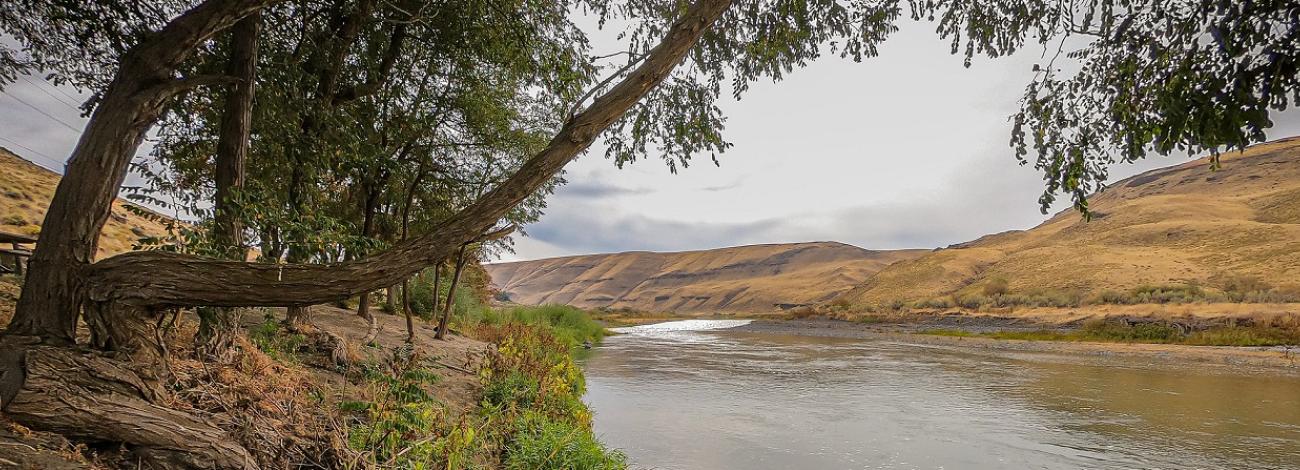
1000;1;1300;213
195;11;260;360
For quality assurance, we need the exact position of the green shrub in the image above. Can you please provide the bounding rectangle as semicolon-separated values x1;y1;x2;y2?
982;277;1010;297
406;268;487;321
505;411;627;470
955;294;988;310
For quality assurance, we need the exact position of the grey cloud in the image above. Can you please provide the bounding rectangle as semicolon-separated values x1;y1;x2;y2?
554;180;653;199
524;201;785;254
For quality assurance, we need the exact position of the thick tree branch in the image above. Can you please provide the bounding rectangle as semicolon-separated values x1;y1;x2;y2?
82;0;736;309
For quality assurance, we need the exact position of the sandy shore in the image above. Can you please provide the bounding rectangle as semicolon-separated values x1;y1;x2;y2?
726;319;1300;376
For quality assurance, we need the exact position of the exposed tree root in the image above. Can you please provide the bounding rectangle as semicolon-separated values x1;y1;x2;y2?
1;341;256;469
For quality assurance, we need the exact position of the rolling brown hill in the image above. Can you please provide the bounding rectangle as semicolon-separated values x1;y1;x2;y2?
0;147;170;258
834;137;1300;312
485;242;928;314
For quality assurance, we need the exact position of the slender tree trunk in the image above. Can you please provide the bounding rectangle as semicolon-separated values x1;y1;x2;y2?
402;278;414;342
436;245;468;340
385;285;397;313
197;12;260;360
431;260;442;317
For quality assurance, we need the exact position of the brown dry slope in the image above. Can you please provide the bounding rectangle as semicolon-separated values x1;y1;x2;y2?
485;242;928;314
835;137;1300;311
0;147;170;258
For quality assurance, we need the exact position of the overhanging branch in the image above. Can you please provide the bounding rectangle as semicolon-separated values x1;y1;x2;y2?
84;0;736;309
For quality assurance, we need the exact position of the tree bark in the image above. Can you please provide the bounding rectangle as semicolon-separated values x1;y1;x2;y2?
77;0;734;312
402;278;414;342
385;285;397;313
436;245;468;340
198;11;261;360
430;259;442;318
2;342;256;469
6;0;280;344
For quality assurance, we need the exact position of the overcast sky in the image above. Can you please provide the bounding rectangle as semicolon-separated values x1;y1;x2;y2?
4;17;1299;263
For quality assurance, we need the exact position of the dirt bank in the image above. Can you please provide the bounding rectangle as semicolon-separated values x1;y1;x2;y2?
728;318;1300;375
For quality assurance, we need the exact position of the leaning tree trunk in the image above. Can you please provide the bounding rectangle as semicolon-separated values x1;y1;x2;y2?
198;11;261;361
436;245;469;340
5;0;280;345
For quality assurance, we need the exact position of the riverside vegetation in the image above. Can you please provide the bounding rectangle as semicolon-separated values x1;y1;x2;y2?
920;317;1300;347
337;304;624;469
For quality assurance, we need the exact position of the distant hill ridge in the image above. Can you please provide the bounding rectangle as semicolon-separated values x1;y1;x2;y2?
834;136;1300;308
490;137;1300;316
485;241;928;313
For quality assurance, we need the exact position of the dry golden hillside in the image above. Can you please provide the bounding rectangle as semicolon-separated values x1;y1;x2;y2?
835;137;1300;311
0;147;170;258
485;242;927;314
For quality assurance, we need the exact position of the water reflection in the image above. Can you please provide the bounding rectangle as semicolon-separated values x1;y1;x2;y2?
583;322;1300;470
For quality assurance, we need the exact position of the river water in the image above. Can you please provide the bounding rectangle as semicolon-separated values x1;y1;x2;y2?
581;320;1300;470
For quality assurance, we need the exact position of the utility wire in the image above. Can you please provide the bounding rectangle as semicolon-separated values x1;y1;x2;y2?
0;135;66;173
0;89;83;132
34;76;84;104
19;75;83;111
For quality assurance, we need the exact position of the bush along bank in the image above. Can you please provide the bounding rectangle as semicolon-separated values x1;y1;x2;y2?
341;305;624;469
919;317;1300;347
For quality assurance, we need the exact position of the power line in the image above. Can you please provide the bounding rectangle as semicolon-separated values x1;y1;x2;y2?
0;89;84;132
34;76;85;104
19;75;83;112
0;135;66;173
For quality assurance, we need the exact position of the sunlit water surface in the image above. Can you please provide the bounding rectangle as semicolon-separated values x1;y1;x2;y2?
582;320;1300;470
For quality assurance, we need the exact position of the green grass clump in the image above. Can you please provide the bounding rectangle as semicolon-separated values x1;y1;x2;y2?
472;305;607;347
505;411;627;470
1078;320;1184;342
1185;326;1300;346
247;312;305;361
474;322;626;469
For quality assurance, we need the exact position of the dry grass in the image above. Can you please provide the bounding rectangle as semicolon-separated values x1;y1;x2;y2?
836;137;1300;322
0;147;170;258
485;242;927;314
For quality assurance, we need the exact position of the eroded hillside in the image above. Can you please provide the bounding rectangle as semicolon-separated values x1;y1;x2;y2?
835;137;1300;310
485;242;927;314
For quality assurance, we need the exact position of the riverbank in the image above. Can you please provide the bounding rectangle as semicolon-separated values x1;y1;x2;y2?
0;302;624;468
727;318;1300;375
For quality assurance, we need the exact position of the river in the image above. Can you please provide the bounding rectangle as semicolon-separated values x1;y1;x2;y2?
581;320;1300;470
